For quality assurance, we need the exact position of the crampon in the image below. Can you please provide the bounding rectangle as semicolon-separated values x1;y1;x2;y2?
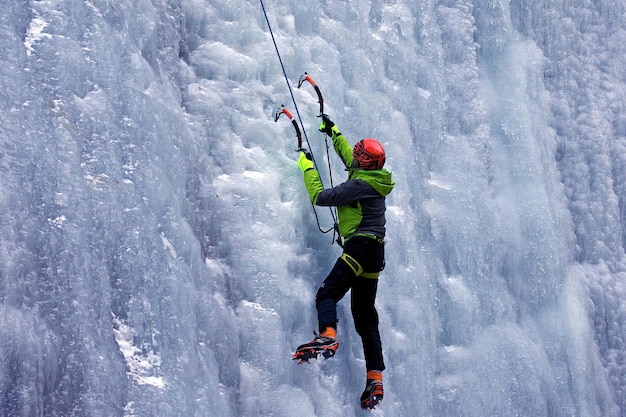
293;331;338;364
360;379;383;410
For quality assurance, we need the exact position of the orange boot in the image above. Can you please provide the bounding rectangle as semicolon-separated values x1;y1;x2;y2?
360;370;383;409
293;327;338;363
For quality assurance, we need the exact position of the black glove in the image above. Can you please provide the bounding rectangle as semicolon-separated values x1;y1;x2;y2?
319;114;335;137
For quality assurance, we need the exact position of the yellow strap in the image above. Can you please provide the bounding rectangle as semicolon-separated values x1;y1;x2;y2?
340;253;380;279
341;253;363;276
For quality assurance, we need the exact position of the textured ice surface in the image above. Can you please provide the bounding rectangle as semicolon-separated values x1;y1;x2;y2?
0;0;625;416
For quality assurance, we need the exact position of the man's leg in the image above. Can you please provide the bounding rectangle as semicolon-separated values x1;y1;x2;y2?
351;277;385;371
315;258;354;333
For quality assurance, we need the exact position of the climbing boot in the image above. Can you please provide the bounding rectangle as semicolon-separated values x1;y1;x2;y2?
293;327;338;363
360;371;384;409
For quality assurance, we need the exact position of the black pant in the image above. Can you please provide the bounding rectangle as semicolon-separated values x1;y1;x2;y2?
315;236;385;371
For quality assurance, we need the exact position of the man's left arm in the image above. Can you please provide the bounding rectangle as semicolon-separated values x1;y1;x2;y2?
298;151;324;204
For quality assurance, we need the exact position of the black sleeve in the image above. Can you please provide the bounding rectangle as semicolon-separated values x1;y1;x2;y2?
315;179;378;207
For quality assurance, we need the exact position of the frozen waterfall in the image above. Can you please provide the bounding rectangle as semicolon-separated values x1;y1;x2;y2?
1;0;625;416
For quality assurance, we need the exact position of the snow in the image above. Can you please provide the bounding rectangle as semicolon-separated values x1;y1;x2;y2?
1;0;626;416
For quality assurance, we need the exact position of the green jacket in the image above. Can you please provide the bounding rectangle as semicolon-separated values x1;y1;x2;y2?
303;129;395;239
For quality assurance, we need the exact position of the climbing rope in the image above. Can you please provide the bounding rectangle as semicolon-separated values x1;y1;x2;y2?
259;0;312;153
259;0;340;243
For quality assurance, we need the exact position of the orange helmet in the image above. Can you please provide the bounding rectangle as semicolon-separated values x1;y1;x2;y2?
353;138;386;170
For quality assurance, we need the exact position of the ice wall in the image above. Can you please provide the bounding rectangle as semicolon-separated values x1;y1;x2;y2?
0;0;625;416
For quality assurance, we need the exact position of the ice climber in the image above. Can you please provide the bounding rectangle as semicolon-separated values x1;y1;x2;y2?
294;114;395;409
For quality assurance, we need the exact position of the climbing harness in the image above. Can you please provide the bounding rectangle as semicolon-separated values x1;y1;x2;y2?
340;253;380;279
259;0;340;245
